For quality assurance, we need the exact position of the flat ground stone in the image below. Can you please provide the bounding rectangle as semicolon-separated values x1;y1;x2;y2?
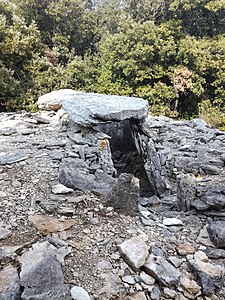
118;236;149;270
176;243;196;256
0;152;30;165
61;92;148;126
0;227;11;240
163;218;183;226
143;254;181;286
29;214;75;234
0;265;21;300
207;221;225;248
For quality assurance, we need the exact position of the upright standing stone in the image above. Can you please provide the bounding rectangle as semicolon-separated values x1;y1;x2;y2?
103;173;140;214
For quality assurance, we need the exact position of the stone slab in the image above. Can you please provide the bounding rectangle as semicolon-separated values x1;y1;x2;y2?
61;92;148;126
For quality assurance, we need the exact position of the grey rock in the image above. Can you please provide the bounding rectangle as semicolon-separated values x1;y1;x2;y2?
59;158;98;191
205;248;225;259
0;265;21;300
20;128;37;135
163;218;183;226
61;92;148;126
142;139;166;196
0;152;30;165
52;183;74;194
139;272;155;285
59;158;115;195
122;275;136;285
0;127;17;135
141;217;155;226
143;255;181;286
197;271;224;296
0;245;23;260
168;256;184;268
103;173;139;214
193;180;225;211
39;139;67;149
0;226;11;240
118;236;149;270
19;241;72;300
0;191;7;198
207;221;225;248
177;173;196;211
151;286;161;300
70;286;90;300
49;150;64;160
139;195;160;206
188;250;224;296
39;201;58;213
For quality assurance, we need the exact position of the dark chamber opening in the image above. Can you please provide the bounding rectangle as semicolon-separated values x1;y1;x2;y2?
97;120;153;197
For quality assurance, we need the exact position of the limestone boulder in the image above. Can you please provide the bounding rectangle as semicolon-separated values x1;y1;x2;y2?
38;89;78;111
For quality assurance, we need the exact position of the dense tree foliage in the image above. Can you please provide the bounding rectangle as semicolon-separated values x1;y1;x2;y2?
0;0;224;127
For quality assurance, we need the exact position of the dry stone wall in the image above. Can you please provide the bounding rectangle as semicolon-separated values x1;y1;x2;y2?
135;116;225;214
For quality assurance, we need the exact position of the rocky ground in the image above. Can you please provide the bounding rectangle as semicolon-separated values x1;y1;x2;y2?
0;111;225;300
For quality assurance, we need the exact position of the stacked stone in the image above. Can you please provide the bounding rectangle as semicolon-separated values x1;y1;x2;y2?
135;116;225;213
39;90;149;214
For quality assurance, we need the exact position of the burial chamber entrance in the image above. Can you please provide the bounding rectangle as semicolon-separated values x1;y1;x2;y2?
96;120;153;197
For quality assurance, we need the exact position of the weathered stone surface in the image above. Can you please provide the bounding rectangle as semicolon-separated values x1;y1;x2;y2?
52;183;74;194
127;292;147;300
188;250;224;296
163;218;183;226
176;173;196;211
151;286;161;300
59;158;116;195
0;265;21;300
180;274;201;295
192;180;225;211
61;92;148;126
19;241;72;300
118;236;149;270
0;245;23;260
0;152;30;165
0;191;7;198
137;116;225;212
205;247;225;259
207;221;225;248
70;286;91;300
143;255;181;286
0;226;11;240
103;173;139;214
29;214;75;234
38;89;78;111
139;271;155;285
176;243;196;256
